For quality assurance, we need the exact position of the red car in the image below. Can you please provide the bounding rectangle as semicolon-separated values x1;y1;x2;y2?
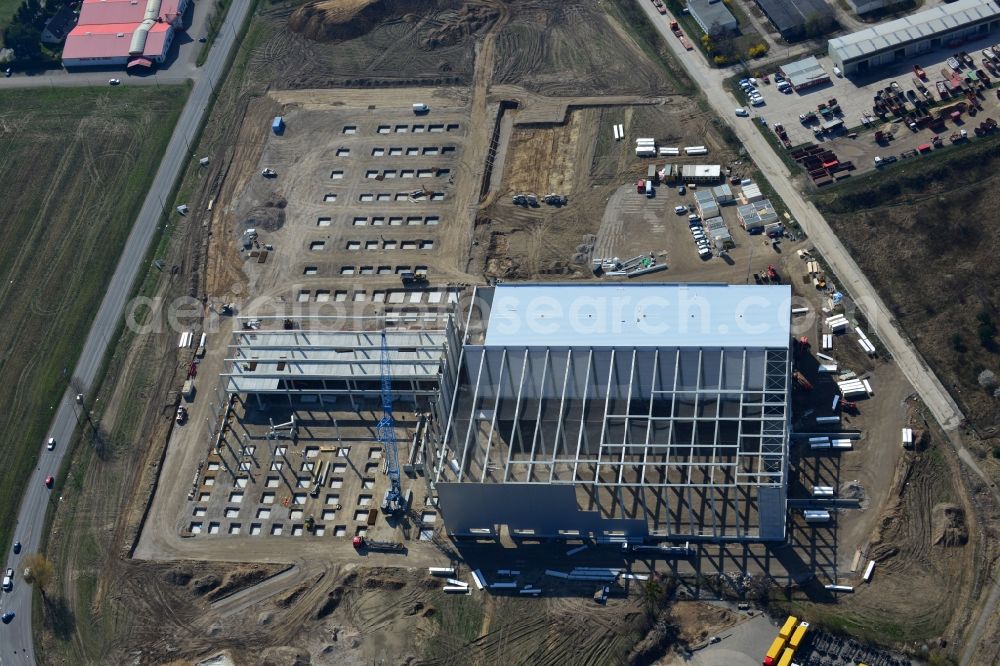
44;475;53;488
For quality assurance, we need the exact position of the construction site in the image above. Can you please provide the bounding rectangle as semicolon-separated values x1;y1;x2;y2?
30;1;994;665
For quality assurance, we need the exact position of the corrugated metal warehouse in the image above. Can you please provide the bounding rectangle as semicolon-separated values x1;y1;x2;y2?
432;283;793;543
829;0;1000;75
755;0;836;41
688;0;739;36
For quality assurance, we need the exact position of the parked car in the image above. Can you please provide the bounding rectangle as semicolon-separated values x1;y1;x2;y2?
750;98;765;107
673;205;687;214
677;185;686;195
735;107;749;117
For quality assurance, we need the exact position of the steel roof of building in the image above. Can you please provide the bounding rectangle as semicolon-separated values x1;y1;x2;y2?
829;0;1000;62
779;56;830;88
756;0;834;34
63;21;170;59
482;284;791;348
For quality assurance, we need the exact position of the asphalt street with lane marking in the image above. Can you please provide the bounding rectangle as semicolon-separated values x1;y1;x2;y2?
0;2;255;663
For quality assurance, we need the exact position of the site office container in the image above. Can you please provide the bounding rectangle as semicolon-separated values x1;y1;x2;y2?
763;636;787;665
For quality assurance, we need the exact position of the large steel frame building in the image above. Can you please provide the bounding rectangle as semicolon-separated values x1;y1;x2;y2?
432;283;792;543
223;314;460;429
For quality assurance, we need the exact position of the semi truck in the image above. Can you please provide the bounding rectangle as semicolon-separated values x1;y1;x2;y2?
762;636;786;665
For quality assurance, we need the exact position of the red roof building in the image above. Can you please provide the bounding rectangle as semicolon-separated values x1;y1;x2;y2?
63;0;188;68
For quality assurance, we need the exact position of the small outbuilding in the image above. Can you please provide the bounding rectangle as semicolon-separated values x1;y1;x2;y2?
737;199;779;232
778;56;831;92
695;190;719;218
741;182;764;202
711;183;735;204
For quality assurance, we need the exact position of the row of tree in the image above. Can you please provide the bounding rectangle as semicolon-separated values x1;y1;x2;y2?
3;0;75;63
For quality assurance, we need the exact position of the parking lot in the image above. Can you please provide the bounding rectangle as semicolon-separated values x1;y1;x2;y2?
737;31;1000;148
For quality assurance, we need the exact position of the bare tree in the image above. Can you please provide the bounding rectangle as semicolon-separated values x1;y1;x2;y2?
22;552;54;599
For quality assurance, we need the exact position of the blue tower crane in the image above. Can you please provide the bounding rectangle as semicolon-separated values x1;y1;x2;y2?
378;329;403;513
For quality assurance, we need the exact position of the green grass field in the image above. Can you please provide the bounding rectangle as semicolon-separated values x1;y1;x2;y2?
0;0;20;37
0;85;187;554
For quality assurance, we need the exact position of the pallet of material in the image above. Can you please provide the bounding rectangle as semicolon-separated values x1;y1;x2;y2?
822;334;833;350
831;439;853;449
443;586;471;594
816;416;840;424
863;560;876;582
428;567;455;577
839;384;867;398
519;587;542;596
545;569;570;579
818;364;838;373
825;584;854;592
471;570;486;590
812;486;835;497
902;428;914;448
613;124;621;141
810;440;832;450
862;378;873;396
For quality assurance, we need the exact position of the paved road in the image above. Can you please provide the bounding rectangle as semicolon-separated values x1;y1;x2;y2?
0;3;254;664
633;3;1000;660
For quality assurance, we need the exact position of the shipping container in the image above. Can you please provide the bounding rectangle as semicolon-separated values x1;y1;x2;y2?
779;616;798;639
777;647;795;666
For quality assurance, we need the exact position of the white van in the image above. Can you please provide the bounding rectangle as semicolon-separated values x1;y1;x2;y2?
412;103;429;114
645;180;654;198
674;205;687;214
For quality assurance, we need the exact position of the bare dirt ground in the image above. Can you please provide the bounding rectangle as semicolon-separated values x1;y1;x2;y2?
813;139;1000;437
37;0;994;664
